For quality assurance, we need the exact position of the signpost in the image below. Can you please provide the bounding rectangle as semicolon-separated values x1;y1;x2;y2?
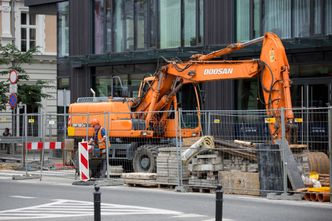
8;70;18;109
9;93;17;109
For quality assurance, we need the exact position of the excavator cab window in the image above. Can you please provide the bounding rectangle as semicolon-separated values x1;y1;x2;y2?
177;84;199;128
138;76;154;98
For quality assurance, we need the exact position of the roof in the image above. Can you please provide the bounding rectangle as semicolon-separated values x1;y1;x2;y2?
25;0;65;6
24;0;66;15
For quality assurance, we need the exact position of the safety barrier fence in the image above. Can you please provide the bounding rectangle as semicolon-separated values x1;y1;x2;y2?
0;107;331;200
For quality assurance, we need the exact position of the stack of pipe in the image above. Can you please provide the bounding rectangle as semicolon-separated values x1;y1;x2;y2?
303;187;330;202
181;136;214;165
214;139;257;161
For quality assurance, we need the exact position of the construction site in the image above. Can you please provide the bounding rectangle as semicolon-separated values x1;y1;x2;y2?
1;32;331;204
0;107;331;203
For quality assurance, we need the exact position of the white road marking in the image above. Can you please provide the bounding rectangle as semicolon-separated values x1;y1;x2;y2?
172;213;207;218
0;199;211;220
203;219;235;221
10;195;36;199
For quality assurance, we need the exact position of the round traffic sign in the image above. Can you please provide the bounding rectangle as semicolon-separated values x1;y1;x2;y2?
9;70;18;84
9;93;17;109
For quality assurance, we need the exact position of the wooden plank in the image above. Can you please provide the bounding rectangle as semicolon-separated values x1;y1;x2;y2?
182;137;201;146
124;179;158;187
191;164;223;172
219;171;260;196
122;173;156;180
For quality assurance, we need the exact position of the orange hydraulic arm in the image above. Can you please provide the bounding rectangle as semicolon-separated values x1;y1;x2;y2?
134;32;294;141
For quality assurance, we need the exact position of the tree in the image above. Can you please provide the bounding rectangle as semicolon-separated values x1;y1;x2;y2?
0;44;52;112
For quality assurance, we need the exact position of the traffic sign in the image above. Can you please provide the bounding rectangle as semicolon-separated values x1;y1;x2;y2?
9;70;18;84
9;84;17;93
9;93;17;109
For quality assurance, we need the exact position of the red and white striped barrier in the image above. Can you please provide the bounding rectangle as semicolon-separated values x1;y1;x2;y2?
78;142;90;181
26;142;63;150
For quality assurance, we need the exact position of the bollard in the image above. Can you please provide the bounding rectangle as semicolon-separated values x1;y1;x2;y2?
216;184;223;221
94;185;101;221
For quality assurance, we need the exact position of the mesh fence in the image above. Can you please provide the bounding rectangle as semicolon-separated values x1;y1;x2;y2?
0;107;331;197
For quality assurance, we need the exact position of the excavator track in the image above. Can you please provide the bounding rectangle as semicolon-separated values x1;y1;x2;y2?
133;144;160;173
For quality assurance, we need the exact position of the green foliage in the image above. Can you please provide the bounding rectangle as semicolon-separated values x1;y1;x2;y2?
0;44;53;112
0;81;8;109
18;80;53;112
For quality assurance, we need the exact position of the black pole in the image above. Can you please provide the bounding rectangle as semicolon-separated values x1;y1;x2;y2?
216;184;223;221
94;185;101;221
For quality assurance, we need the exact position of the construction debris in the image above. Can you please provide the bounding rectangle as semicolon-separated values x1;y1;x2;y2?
188;151;221;187
122;173;157;187
157;147;189;185
0;162;20;170
214;139;257;161
219;170;260;196
181;136;214;165
319;174;330;187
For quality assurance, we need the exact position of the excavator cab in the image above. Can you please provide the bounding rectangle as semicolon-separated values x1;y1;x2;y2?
176;84;201;129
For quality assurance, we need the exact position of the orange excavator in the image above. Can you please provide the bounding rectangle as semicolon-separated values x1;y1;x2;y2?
68;32;294;172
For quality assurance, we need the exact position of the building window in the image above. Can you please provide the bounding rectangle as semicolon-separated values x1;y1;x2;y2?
236;0;332;41
93;64;156;97
58;2;69;57
160;0;203;48
20;12;36;52
160;0;181;48
94;0;158;53
94;0;204;53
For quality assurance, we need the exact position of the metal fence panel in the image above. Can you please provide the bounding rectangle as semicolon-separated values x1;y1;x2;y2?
0;107;330;199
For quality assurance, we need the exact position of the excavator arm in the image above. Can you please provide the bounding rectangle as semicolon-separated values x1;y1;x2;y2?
134;32;294;141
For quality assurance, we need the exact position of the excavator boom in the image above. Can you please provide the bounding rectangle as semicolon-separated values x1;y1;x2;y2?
135;32;294;141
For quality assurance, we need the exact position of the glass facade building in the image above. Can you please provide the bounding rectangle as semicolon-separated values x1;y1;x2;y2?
235;0;332;109
26;0;332;111
93;0;203;53
236;0;332;41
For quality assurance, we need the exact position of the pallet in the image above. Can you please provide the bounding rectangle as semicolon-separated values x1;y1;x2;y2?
124;179;157;187
157;183;178;189
188;186;216;193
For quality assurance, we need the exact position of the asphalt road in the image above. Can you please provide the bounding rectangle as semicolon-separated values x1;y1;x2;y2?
0;176;331;221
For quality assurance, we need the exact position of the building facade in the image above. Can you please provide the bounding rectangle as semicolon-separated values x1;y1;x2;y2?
0;0;57;112
26;0;332;111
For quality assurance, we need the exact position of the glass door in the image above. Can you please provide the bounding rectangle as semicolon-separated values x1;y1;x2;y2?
292;78;332;108
292;77;331;151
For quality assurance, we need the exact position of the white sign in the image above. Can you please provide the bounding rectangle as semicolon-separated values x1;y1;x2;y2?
9;70;18;84
57;89;71;107
9;84;17;93
49;120;55;125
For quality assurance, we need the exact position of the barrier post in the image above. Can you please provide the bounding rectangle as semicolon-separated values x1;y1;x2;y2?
94;185;101;221
40;112;46;181
207;112;211;135
280;108;287;194
175;109;184;192
104;112;110;180
328;106;332;203
215;184;223;221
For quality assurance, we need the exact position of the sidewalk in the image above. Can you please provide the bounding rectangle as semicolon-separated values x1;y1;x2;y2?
0;167;77;185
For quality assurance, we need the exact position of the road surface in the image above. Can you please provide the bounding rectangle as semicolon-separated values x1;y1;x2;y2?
0;172;331;221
